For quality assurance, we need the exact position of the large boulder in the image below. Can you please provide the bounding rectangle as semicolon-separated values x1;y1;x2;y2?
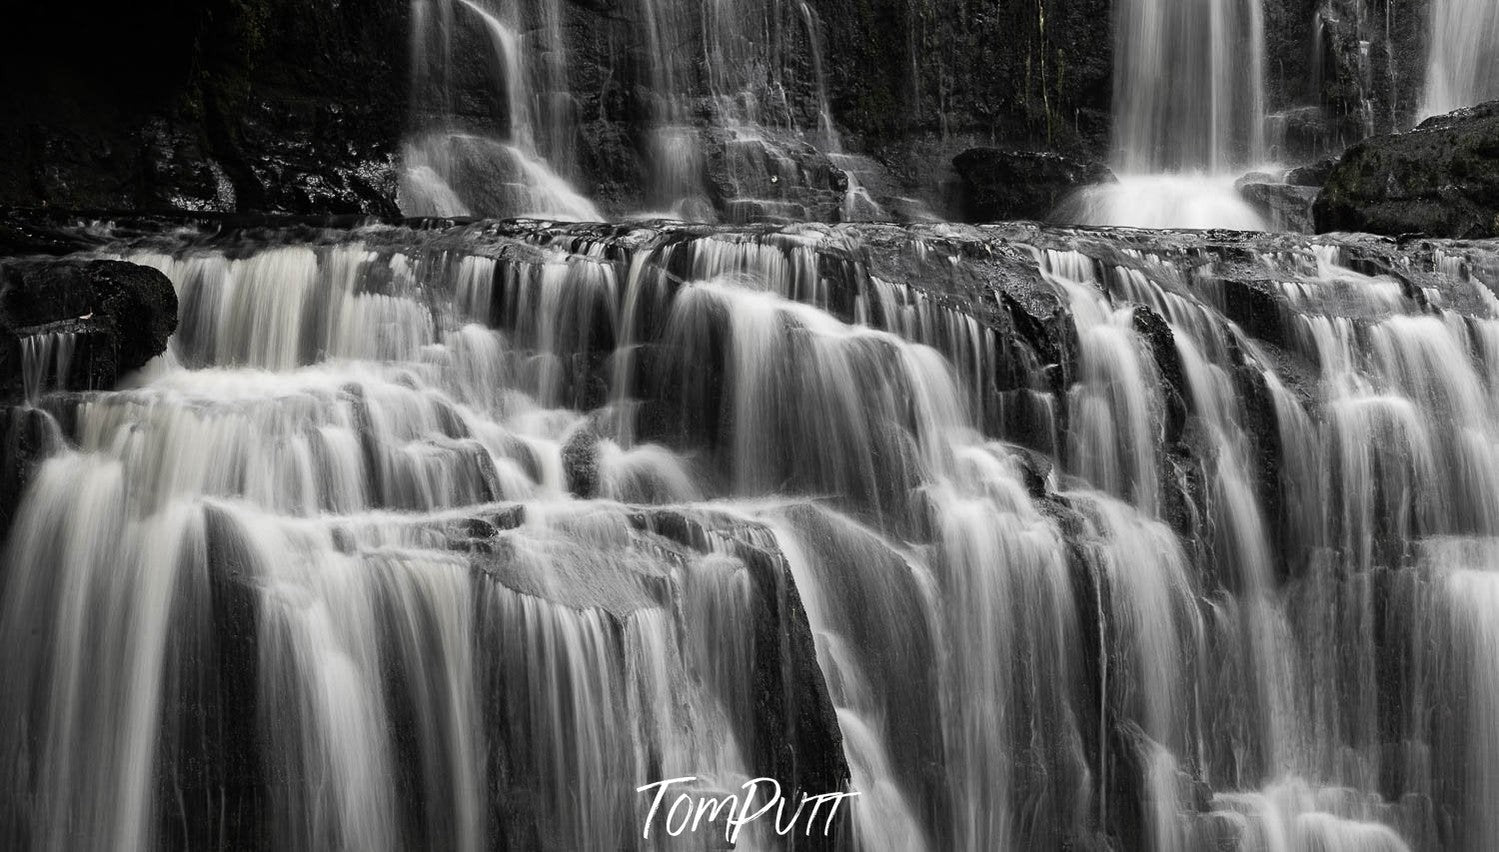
1286;156;1340;188
952;148;1116;222
0;259;178;403
1266;106;1338;164
1314;101;1499;238
1237;179;1318;232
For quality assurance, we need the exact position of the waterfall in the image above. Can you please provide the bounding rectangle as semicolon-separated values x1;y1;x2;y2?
1113;0;1267;172
20;331;76;406
1065;0;1269;230
1421;0;1499;118
402;0;598;220
401;0;875;222
636;0;821;222
635;0;712;218
6;219;1499;850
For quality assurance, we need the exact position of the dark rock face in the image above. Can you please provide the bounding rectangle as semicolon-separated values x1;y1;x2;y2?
0;257;177;536
1314;101;1499;237
1237;181;1318;232
223;100;400;215
0;259;179;404
1291;0;1431;158
1287;156;1340;187
0;0;1451;219
635;509;850;826
0;0;407;215
812;0;1114;191
0;0;1120;219
1266;105;1339;164
0;406;65;538
101;499;851;850
560;425;601;498
951;148;1116;223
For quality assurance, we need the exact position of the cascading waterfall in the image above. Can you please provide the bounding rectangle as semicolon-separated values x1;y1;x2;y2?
1113;0;1267;172
792;0;888;222
402;0;890;224
402;0;599;220
1;237;811;850
1421;0;1499;118
4;218;1499;852
635;0;713;219
10;0;1499;845
633;0;874;223
20;331;75;406
1065;0;1270;229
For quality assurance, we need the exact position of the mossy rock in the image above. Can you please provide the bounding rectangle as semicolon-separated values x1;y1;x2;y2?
1314;101;1499;238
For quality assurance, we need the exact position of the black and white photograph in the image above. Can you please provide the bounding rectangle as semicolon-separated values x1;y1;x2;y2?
1;0;1497;849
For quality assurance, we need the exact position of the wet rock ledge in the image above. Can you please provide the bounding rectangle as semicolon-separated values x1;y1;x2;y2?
1315;100;1499;239
0;258;178;405
951;148;1116;223
0;257;177;532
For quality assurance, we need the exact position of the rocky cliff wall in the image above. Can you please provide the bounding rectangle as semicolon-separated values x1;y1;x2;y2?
0;0;409;214
0;0;1439;218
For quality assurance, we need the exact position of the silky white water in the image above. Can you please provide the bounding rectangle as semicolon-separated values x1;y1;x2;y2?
1067;0;1269;230
403;0;598;219
1422;0;1499;118
4;222;1499;851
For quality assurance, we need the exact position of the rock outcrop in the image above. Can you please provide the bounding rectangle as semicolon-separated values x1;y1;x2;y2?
1314;101;1499;237
0;257;177;533
1286;156;1340;187
0;258;179;404
0;0;1452;221
812;0;1114;191
951;148;1116;223
0;0;407;215
1297;0;1431;154
1237;179;1318;232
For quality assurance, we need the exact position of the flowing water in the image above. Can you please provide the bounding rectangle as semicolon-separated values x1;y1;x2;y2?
20;331;75;406
4;219;1499;851
403;0;599;220
1421;0;1499;118
1113;0;1266;173
1067;0;1270;231
1058;174;1268;231
8;2;1499;851
404;0;889;223
635;0;875;222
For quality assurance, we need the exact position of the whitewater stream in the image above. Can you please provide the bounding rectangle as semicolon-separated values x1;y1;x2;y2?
1;218;1497;851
